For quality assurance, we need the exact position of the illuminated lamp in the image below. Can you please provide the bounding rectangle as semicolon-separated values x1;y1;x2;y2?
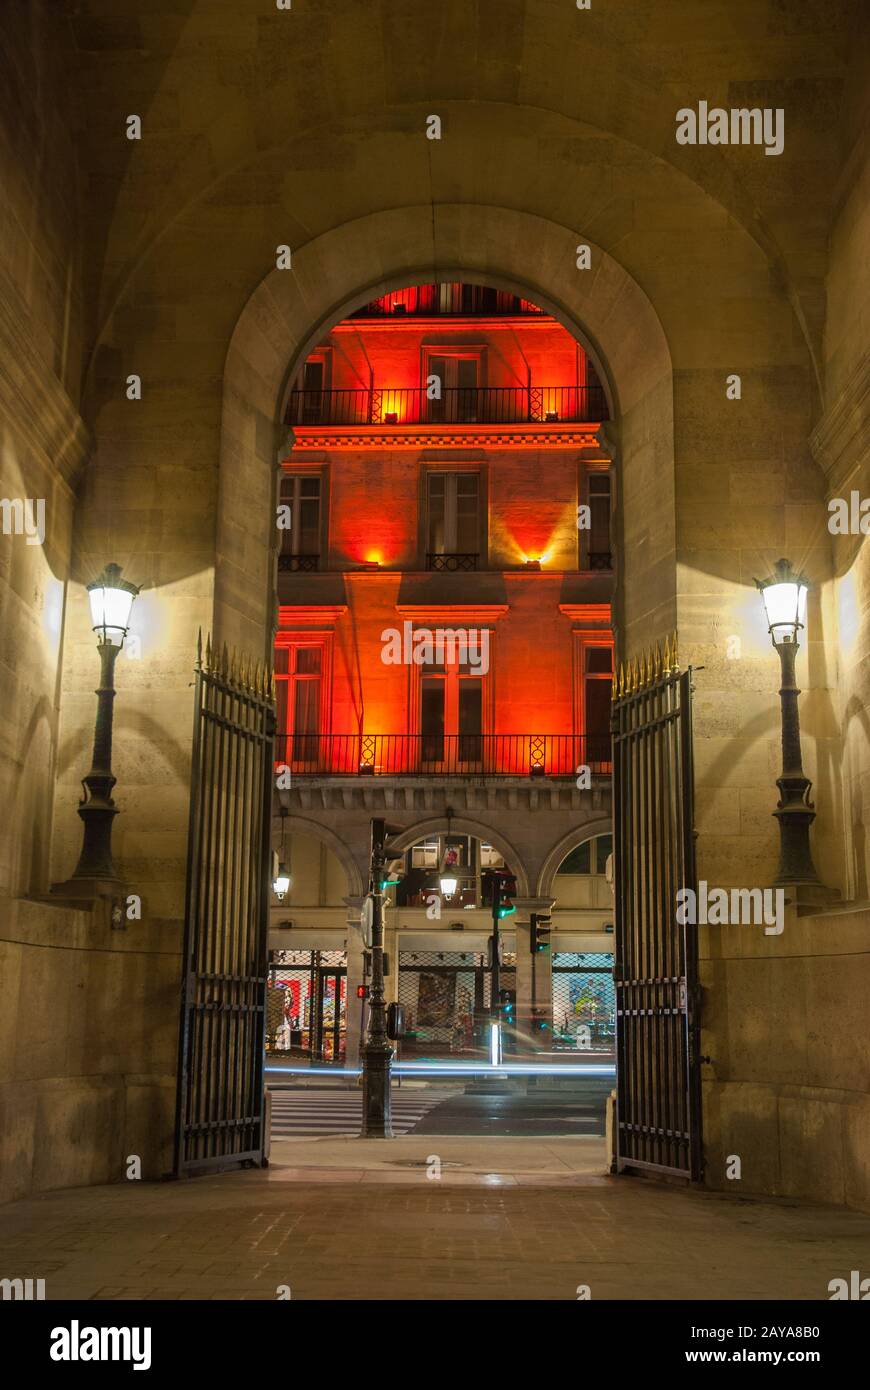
523;558;541;571
545;410;559;422
384;412;399;425
754;558;826;897
530;762;545;778
52;562;140;897
272;806;292;901
358;761;375;775
358;560;381;572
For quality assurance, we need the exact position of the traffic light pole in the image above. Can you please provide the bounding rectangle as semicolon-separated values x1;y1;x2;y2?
490;879;501;1021
361;818;393;1137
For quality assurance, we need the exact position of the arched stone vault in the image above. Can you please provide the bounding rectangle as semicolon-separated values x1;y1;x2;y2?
58;15;842;911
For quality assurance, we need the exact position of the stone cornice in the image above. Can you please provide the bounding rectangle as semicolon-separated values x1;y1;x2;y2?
277;605;347;625
283;423;606;453
0;292;91;492
559;603;612;624
809;353;870;494
394;604;509;622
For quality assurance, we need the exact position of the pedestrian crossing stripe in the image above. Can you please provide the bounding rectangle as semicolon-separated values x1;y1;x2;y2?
269;1090;450;1137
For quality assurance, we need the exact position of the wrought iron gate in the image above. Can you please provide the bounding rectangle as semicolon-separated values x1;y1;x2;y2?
174;634;276;1176
611;634;702;1180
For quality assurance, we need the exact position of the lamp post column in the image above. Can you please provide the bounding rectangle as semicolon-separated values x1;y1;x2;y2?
361;820;393;1137
772;639;822;890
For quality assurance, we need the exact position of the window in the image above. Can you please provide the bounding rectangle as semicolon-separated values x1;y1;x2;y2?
289;352;331;424
420;650;485;765
279;474;321;569
425;353;481;423
275;641;329;763
557;834;612;876
579;469;612;570
427;473;480;559
573;633;614;766
584;644;613;762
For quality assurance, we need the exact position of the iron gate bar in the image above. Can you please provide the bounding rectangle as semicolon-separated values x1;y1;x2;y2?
174;634;276;1176
612;635;701;1181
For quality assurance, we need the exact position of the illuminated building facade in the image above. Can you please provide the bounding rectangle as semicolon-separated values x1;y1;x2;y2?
270;284;617;1062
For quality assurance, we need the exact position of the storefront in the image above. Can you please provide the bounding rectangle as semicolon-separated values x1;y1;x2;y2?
397;949;517;1059
266;948;348;1063
551;951;615;1053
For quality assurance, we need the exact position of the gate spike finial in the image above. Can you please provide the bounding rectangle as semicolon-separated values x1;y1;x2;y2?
633;656;641;691
672;629;679;672
221;642;229;679
663;634;671;672
196;628;202;669
205;632;212;672
254;659;262;695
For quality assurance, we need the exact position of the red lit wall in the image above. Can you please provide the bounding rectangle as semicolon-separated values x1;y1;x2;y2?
278;302;613;757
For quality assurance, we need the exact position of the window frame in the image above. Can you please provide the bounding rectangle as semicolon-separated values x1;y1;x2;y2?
577;462;613;572
278;467;327;566
274;631;334;765
572;631;614;752
420;464;487;567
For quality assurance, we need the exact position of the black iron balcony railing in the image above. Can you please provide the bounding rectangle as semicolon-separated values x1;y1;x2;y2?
350;284;543;318
427;552;479;571
278;554;319;572
287;385;608;428
275;733;611;777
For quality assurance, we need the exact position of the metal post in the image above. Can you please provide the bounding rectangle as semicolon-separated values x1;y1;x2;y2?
772;640;822;888
69;639;122;884
361;818;393;1137
490;880;501;1018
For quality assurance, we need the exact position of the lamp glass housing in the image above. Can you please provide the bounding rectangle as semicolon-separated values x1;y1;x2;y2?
757;560;808;646
439;875;458;897
273;865;291;900
87;564;138;646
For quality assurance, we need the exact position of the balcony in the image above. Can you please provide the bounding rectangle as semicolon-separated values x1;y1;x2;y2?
275;733;612;778
350;284;543;318
278;554;319;572
286;384;608;428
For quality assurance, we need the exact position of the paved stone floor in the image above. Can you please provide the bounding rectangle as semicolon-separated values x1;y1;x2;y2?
2;1138;869;1300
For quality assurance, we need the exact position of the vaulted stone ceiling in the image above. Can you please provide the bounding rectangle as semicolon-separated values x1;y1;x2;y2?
57;0;867;405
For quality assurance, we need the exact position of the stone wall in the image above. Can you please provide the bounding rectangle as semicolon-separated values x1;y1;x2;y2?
0;897;178;1205
0;3;86;900
701;903;870;1212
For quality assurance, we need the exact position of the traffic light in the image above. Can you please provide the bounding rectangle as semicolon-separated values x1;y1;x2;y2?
491;870;517;919
356;984;369;1000
370;818;403;890
531;912;551;953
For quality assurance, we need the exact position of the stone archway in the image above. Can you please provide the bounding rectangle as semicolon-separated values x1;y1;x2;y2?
275;812;366;900
537;818;615;900
382;814;532;900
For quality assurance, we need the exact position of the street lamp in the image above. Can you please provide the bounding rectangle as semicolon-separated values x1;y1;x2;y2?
755;557;824;893
55;563;139;897
272;806;292;900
